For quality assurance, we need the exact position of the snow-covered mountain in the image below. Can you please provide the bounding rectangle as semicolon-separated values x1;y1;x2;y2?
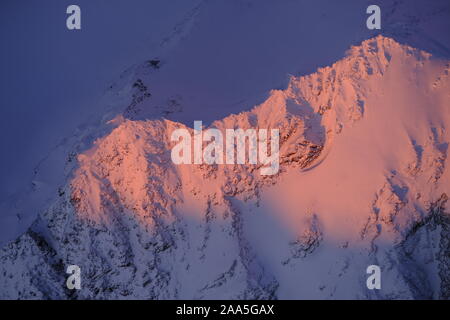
0;34;448;299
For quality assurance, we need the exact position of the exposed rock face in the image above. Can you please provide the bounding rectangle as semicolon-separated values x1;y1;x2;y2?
1;36;449;299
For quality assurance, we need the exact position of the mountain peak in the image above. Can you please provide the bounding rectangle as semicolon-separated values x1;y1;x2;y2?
1;36;449;299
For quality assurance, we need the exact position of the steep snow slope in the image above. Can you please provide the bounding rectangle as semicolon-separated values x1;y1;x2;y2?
2;0;450;246
0;36;448;299
0;0;204;244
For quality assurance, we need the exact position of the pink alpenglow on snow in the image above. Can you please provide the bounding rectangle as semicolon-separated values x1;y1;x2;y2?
170;121;280;175
1;35;449;299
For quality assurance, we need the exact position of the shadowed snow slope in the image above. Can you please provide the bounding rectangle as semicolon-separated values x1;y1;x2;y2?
1;36;449;299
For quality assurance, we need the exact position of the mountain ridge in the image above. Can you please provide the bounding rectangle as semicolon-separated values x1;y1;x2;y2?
0;35;449;299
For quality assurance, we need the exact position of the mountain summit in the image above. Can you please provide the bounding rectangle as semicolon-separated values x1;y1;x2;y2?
1;36;449;299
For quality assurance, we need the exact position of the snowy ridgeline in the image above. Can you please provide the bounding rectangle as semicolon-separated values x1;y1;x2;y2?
0;35;449;299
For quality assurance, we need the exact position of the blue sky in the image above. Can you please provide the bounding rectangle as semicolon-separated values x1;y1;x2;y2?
0;0;193;200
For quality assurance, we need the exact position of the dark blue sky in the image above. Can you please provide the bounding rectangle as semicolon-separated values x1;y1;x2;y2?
0;0;192;199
